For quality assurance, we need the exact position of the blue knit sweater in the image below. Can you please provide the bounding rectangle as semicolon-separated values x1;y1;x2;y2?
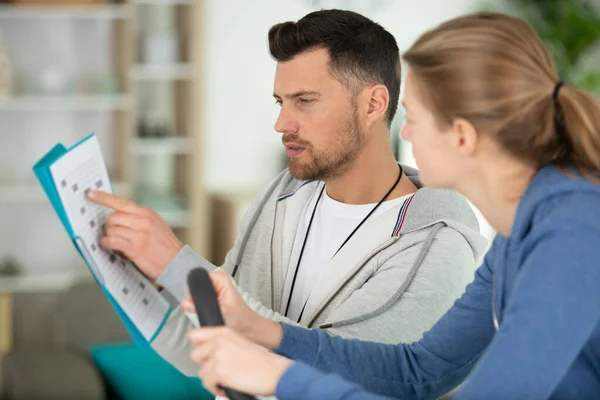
273;165;600;400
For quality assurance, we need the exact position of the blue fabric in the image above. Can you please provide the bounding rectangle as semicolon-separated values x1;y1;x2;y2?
89;343;214;400
274;166;600;400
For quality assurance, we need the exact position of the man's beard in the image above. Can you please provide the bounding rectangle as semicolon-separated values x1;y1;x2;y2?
287;106;363;181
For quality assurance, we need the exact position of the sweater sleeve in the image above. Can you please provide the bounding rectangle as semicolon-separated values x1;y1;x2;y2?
274;242;499;400
455;213;600;399
276;362;395;400
150;271;301;377
157;245;216;302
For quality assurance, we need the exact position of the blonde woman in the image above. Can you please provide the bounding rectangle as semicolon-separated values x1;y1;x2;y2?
187;12;600;399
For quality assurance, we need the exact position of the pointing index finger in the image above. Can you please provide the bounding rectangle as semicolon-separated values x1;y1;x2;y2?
88;190;142;214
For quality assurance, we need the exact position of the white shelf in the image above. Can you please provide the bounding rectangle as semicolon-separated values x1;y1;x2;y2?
131;137;191;155
0;95;132;112
0;4;133;19
0;181;131;204
131;64;193;80
0;271;92;294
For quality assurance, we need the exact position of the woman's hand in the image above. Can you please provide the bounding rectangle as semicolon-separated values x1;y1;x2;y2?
182;271;259;335
190;327;292;397
182;271;283;349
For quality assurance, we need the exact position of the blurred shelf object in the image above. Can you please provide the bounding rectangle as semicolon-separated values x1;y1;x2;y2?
131;63;192;80
209;189;259;265
0;94;132;112
0;181;132;204
131;136;190;155
134;185;190;228
129;0;208;254
0;271;92;294
0;4;133;19
157;208;189;228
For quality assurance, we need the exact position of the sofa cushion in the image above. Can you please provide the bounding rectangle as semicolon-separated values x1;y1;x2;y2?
1;347;105;400
54;280;131;351
89;343;214;400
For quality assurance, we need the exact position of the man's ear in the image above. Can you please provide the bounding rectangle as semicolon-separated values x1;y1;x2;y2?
365;84;390;126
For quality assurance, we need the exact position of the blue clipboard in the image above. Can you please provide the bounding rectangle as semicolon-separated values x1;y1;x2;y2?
32;133;166;347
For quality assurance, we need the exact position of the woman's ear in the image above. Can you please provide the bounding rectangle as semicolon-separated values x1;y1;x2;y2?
452;118;479;157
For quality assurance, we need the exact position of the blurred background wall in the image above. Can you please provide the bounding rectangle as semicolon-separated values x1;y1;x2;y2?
0;0;506;278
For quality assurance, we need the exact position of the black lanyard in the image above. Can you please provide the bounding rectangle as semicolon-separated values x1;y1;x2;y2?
284;164;404;322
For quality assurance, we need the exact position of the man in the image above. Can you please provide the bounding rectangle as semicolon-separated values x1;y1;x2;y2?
90;9;486;376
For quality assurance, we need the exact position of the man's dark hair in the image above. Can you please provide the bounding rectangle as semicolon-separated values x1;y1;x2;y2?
268;9;401;126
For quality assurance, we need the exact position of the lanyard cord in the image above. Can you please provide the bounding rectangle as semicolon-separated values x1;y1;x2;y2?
284;164;404;321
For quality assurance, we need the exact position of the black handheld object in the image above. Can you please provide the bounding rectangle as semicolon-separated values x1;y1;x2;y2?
187;268;257;400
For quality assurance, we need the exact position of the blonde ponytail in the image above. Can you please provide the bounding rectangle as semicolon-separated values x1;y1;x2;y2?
556;84;600;180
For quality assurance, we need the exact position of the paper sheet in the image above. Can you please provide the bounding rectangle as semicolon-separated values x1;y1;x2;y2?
50;135;170;340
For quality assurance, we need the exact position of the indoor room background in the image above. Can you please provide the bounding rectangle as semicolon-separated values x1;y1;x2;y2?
0;0;598;398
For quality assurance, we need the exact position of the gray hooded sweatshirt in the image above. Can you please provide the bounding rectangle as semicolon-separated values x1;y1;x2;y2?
150;166;488;376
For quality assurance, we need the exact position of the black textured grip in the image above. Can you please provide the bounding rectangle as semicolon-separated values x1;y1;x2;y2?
187;268;257;400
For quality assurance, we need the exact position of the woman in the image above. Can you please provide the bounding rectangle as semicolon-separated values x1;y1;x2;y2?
186;12;600;399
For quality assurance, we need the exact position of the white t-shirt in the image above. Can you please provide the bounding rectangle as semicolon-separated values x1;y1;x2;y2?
280;183;412;321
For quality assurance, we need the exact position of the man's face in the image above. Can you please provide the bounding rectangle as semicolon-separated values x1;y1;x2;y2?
273;48;364;181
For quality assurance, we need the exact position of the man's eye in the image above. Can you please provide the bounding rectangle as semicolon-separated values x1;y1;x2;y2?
298;98;314;105
275;100;282;106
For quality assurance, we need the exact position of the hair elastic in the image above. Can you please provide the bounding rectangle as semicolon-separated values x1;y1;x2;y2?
552;81;564;101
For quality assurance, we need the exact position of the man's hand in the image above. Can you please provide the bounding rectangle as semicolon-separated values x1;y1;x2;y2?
189;326;292;397
182;271;284;350
88;190;184;281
